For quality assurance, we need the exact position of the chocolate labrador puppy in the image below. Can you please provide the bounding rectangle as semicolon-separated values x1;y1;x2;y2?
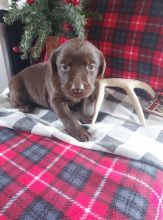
9;38;106;141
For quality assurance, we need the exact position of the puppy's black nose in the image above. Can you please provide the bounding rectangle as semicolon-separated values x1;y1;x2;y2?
71;83;84;95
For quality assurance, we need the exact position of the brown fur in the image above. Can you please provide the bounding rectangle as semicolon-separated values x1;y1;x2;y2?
9;38;106;141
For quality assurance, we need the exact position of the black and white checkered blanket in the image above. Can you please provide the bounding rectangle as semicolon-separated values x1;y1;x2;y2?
0;88;163;169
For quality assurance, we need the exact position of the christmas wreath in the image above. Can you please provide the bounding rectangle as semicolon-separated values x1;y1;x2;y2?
4;0;95;59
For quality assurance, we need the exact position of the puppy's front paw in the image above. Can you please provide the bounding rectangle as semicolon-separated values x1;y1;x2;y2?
67;126;91;142
77;127;91;142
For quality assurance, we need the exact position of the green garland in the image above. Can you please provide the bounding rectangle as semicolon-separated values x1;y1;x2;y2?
4;0;92;59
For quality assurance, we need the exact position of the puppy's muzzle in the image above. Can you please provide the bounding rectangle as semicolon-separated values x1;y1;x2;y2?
63;79;93;100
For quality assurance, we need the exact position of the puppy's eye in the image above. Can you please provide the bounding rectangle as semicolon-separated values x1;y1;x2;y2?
86;64;96;71
59;64;70;71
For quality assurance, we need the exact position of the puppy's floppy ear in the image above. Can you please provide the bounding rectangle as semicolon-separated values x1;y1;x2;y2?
48;48;60;75
97;50;106;77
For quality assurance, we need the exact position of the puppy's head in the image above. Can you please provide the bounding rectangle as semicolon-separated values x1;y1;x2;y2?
49;38;106;101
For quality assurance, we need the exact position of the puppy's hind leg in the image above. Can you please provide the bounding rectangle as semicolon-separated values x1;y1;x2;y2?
18;104;35;113
10;91;34;113
9;77;35;113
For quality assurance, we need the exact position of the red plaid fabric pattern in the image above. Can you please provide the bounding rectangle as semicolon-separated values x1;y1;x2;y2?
0;126;163;219
86;0;163;91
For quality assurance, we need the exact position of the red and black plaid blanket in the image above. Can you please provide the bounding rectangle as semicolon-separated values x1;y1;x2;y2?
0;126;163;219
86;0;163;91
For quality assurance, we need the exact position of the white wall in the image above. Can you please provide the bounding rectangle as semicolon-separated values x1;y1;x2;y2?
0;23;12;92
0;0;29;93
0;1;8;92
0;0;9;10
0;1;13;92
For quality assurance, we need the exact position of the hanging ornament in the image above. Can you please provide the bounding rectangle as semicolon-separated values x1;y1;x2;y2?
12;46;21;53
72;0;80;6
65;0;80;6
63;23;72;32
26;0;34;5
